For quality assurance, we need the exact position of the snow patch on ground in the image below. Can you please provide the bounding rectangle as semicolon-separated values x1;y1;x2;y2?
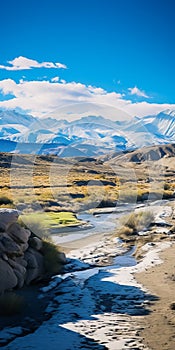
2;241;171;350
1;203;173;349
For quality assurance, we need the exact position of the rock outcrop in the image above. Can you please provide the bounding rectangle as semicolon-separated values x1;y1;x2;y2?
0;208;66;294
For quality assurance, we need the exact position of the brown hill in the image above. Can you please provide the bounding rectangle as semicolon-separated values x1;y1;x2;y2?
102;144;175;164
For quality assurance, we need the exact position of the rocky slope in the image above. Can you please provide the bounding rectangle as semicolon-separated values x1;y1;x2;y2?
102;143;175;164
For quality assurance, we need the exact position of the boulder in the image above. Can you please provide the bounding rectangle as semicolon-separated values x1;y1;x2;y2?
19;242;29;253
0;207;66;292
8;259;26;289
15;257;28;268
1;253;8;261
0;233;21;257
0;259;18;293
0;209;19;231
24;248;44;285
7;223;31;244
58;252;67;264
29;236;43;251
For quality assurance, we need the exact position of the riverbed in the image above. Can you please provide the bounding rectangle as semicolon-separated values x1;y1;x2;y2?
51;202;146;245
0;199;174;350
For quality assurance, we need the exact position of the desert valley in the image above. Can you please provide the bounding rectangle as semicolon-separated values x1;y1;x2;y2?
0;109;175;349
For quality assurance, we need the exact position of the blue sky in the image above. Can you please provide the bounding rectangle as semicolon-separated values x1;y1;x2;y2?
0;0;175;119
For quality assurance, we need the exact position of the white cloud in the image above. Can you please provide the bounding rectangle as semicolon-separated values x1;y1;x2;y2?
60;79;66;84
0;56;67;71
128;86;149;98
0;78;174;120
51;76;59;82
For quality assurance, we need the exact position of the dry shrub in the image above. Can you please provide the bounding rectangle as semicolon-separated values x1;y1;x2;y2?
42;239;64;274
19;215;49;239
117;225;134;237
0;196;13;205
121;210;154;232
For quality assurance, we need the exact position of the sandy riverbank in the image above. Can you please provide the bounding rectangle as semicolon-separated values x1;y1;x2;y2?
58;232;108;251
136;243;175;350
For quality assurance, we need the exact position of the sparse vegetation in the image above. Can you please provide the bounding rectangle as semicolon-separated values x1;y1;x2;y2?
0;195;13;205
119;190;138;203
19;211;82;237
116;210;154;242
164;182;171;191
42;238;64;274
0;151;174;215
121;210;154;232
19;214;49;238
116;225;135;240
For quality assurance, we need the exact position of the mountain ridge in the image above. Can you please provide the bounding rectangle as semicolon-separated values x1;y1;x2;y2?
0;108;175;157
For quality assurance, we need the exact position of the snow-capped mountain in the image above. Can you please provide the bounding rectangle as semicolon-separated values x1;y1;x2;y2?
0;109;35;126
0;108;175;157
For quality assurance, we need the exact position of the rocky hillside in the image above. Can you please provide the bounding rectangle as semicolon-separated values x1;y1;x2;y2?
0;209;66;294
102;143;175;164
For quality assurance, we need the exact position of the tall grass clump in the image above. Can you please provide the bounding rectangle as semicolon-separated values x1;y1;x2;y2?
116;210;154;241
41;239;64;274
121;210;154;232
19;214;49;239
119;190;137;203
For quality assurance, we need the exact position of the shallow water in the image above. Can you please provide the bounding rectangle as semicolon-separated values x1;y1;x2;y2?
113;246;137;267
51;204;138;244
51;200;171;244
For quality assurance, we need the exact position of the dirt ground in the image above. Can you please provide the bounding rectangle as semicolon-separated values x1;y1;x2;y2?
136;243;175;350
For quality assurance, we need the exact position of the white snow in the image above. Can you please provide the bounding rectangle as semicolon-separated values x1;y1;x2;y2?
1;109;175;156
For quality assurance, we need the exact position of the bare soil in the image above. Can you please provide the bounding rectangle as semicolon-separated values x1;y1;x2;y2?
136;244;175;350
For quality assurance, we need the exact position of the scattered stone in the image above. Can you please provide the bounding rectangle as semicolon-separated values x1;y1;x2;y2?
170;302;175;310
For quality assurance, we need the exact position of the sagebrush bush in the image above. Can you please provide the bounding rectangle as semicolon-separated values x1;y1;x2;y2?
119;190;137;203
164;182;171;191
42;239;63;274
0;292;25;316
0;196;13;205
117;225;134;237
137;210;154;229
19;215;49;239
121;210;154;232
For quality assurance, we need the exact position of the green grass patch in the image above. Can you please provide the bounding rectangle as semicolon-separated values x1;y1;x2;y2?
20;211;82;237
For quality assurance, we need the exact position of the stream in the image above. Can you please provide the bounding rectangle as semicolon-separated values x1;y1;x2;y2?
51;203;143;244
0;200;172;349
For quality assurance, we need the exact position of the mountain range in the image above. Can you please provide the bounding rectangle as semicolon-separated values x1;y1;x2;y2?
0;108;175;157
